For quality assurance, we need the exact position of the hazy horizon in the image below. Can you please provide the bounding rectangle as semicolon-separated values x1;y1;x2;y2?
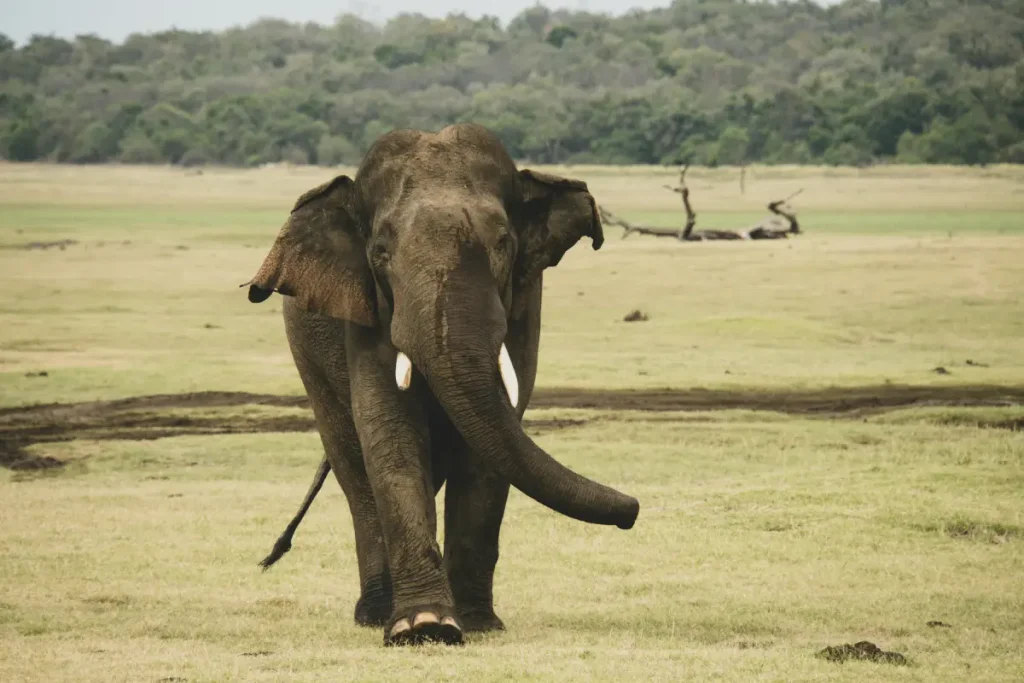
3;1;678;46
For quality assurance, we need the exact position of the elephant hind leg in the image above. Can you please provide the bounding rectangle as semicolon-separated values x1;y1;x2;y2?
290;350;392;627
354;572;392;627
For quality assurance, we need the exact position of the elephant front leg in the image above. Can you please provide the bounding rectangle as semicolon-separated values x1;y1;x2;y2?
444;440;509;633
349;340;462;646
441;286;536;632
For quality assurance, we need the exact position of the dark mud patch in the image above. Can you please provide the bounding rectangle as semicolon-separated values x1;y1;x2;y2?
523;417;590;434
2;384;1021;469
0;391;306;420
2;239;79;251
816;641;908;666
530;384;1024;414
0;397;315;470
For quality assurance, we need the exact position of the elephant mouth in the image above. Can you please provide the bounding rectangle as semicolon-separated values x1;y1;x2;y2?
394;345;519;409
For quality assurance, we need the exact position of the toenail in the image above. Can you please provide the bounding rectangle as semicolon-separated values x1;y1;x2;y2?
441;616;459;629
413;612;439;627
390;618;411;637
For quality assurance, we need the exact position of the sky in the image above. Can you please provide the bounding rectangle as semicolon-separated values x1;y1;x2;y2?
2;0;676;45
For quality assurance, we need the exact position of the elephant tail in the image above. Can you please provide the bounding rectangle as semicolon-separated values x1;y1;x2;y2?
259;455;332;571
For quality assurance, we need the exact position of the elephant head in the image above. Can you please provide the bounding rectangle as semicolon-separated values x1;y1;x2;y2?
244;124;638;530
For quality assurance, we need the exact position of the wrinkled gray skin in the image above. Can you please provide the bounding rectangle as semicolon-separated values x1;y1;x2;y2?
244;123;639;646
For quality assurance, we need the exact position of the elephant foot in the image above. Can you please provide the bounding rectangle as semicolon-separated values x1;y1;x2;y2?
354;575;392;627
384;605;463;646
457;609;505;633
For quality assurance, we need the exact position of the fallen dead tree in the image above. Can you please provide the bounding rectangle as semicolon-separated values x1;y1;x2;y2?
601;166;802;242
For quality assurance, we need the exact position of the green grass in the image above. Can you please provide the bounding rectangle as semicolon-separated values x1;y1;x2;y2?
0;205;283;246
1;163;1023;681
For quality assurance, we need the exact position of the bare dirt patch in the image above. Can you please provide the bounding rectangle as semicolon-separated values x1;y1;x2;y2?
2;384;1021;470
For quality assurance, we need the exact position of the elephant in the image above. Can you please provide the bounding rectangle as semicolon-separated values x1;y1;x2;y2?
242;123;640;647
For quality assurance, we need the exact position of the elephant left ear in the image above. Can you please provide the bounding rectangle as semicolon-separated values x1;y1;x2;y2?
512;169;604;317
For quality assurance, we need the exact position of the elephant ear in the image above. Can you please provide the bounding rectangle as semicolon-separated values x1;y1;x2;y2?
512;169;604;317
243;175;376;326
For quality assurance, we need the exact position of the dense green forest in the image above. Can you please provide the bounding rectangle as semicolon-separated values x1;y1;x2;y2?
2;0;1023;167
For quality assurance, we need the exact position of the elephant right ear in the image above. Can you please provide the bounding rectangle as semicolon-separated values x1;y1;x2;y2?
243;175;377;327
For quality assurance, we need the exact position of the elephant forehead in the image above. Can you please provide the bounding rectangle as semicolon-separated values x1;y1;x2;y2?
381;192;509;240
399;142;512;190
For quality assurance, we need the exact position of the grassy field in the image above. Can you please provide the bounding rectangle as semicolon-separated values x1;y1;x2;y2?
1;162;1023;682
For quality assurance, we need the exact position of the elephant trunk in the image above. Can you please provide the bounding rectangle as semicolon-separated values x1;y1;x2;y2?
392;251;639;530
426;346;638;529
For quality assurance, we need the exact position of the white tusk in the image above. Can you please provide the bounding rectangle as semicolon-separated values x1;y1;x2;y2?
395;351;412;391
498;343;519;408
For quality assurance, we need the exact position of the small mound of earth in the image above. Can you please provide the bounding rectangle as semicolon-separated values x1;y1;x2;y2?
623;309;649;322
816;641;908;666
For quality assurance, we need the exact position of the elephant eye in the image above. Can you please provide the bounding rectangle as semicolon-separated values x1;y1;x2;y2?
371;242;390;265
495;231;513;253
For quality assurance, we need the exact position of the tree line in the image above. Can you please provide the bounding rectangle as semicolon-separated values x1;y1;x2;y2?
2;0;1022;167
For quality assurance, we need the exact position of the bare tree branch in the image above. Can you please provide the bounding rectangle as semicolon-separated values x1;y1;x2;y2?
747;189;803;239
603;206;685;240
600;169;804;243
